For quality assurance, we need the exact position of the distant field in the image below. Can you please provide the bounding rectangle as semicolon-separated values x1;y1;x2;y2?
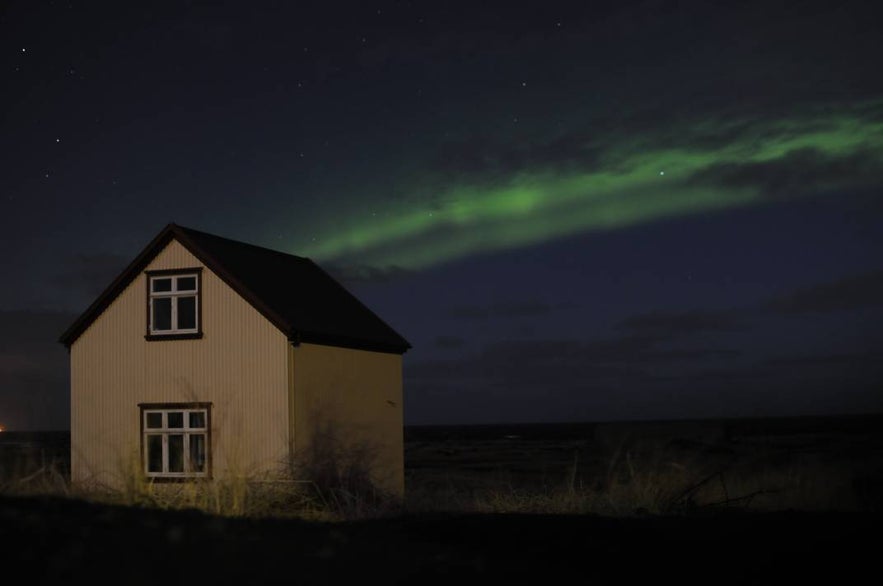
2;416;881;584
0;430;69;484
403;414;883;514
3;414;883;514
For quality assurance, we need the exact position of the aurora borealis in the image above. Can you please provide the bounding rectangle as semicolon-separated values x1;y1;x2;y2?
299;100;883;268
2;0;883;429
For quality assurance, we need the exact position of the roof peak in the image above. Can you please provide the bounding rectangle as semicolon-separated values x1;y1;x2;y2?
171;224;311;262
58;223;411;353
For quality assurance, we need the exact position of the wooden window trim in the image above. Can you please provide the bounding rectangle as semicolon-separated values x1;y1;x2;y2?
145;267;203;340
139;402;213;480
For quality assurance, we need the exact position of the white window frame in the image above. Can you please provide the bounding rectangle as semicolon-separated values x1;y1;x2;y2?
142;406;210;479
148;272;200;335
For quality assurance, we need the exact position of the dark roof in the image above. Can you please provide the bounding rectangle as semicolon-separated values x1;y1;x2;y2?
58;223;411;354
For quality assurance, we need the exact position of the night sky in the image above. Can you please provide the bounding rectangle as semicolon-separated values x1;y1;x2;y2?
3;1;883;431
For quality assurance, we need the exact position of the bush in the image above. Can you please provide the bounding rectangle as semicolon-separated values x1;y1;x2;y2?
288;421;400;520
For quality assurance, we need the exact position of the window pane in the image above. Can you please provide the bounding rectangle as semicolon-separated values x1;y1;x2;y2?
152;278;172;292
152;298;172;331
189;412;205;429
190;434;206;472
178;296;197;330
168;435;184;472
167;412;184;428
146;413;162;429
177;276;196;291
147;435;163;473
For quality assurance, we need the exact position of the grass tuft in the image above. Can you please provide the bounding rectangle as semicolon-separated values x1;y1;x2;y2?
3;423;880;519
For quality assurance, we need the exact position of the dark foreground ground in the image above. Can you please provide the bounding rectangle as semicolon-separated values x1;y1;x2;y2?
3;417;882;584
1;493;879;585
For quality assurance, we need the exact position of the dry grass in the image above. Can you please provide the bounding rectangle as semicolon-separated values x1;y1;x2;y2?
0;435;376;522
286;421;401;520
69;425;404;521
4;421;882;519
0;440;70;498
402;429;883;516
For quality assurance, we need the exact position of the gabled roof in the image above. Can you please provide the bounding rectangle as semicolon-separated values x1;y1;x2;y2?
58;223;411;354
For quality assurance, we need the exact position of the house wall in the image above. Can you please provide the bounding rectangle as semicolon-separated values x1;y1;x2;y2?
70;240;290;489
290;343;404;497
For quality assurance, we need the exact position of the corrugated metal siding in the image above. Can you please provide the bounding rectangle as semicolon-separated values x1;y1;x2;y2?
291;343;404;496
70;240;290;488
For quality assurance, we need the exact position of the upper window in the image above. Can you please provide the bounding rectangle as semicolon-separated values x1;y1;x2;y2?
145;268;203;340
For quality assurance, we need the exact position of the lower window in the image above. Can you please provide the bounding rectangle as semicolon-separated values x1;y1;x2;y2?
140;403;211;479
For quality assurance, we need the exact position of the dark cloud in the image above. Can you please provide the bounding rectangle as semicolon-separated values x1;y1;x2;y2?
404;334;751;423
436;131;604;179
646;104;841;152
404;331;883;424
408;337;630;382
448;299;558;320
649;367;764;384
619;270;883;332
320;262;415;286
619;309;742;335
0;310;74;431
0;310;77;355
481;335;741;369
762;269;883;314
434;335;465;349
643;348;743;362
53;253;129;298
761;351;883;369
407;333;739;386
687;147;883;198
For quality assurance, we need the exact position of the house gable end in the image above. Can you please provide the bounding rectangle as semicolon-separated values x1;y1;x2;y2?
58;224;292;348
58;223;411;354
59;223;179;348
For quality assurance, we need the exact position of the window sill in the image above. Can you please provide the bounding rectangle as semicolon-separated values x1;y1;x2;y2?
146;475;211;483
145;333;204;341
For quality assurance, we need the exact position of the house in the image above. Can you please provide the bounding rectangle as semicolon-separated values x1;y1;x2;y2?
58;223;411;496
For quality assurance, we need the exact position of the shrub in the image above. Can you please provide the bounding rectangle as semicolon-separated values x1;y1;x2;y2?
288;421;400;520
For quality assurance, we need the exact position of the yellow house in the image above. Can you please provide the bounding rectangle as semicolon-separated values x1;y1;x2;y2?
58;223;410;497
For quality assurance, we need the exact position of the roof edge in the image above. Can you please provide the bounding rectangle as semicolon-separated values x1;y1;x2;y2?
171;226;294;339
303;258;412;351
58;223;179;347
58;223;411;353
293;331;410;355
59;223;300;348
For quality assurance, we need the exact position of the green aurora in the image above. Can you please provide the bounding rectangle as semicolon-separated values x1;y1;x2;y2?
296;100;883;269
